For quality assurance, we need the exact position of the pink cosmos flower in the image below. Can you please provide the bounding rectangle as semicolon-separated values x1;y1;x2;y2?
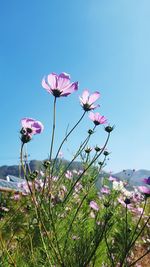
79;89;100;111
89;200;99;211
138;186;150;196
108;176;118;182
21;118;44;135
89;112;107;125
65;170;73;180
42;72;78;97
101;186;110;194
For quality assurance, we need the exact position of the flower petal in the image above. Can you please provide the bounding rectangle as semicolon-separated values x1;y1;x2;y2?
89;112;95;121
88;91;100;105
42;77;52;93
81;89;89;103
47;73;57;89
57;72;71;89
90;104;100;110
21;118;34;128
61;82;79;96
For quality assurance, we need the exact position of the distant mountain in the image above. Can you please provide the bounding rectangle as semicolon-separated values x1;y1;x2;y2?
112;169;150;186
0;159;83;180
0;160;150;192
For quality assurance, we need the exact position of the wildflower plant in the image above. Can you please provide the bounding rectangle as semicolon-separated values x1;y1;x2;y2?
0;71;149;267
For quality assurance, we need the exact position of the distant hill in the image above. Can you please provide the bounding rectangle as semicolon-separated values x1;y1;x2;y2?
0;160;150;189
112;169;150;186
0;159;83;180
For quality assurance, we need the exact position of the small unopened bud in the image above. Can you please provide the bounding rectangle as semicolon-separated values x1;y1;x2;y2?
104;202;110;208
20;128;26;135
43;160;51;169
85;147;92;154
21;134;31;144
95;146;101;152
88;129;94;135
103;151;109;156
105;126;114;133
98;161;103;166
124;198;131;205
29;170;38;180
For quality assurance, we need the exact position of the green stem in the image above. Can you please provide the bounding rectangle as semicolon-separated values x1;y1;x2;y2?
129;248;150;267
64;132;110;203
49;97;57;162
129;198;147;247
51;111;86;177
56;125;95;187
62;193;88;257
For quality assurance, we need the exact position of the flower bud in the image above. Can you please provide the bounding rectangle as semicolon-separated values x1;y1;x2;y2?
21;134;31;144
88;129;94;135
98;161;103;166
43;160;51;169
29;170;38;180
105;126;114;133
85;147;92;154
103;151;109;156
124;198;131;205
95;146;101;152
104;202;110;208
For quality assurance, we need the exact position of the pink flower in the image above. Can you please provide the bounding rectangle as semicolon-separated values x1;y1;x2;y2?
89;200;99;211
108;176;118;182
74;182;83;193
21;118;44;135
42;72;78;97
65;170;73;180
20;118;44;143
138;186;150;196
101;186;110;194
89;112;107;125
79;89;100;111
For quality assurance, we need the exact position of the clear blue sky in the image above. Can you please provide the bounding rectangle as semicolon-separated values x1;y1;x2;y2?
0;0;150;172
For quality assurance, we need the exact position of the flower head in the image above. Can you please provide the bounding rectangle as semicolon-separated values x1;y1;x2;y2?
42;72;78;97
89;112;107;125
101;186;110;194
138;186;150;196
20;118;44;143
89;200;99;211
79;89;100;111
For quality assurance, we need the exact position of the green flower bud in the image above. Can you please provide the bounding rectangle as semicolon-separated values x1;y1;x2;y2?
105;125;114;133
43;160;51;169
103;151;109;156
88;129;94;135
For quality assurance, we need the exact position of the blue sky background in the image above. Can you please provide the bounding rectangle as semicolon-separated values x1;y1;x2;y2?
0;0;150;173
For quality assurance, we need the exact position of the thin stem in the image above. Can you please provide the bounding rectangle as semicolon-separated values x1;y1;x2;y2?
48;206;64;265
83;220;108;267
104;232;115;267
49;97;57;161
38;222;53;266
56;126;95;187
121;198;148;266
129;248;150;267
129;198;147;247
63;193;88;257
0;234;16;266
20;142;26;177
51;111;86;176
64;132;110;203
125;204;128;265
